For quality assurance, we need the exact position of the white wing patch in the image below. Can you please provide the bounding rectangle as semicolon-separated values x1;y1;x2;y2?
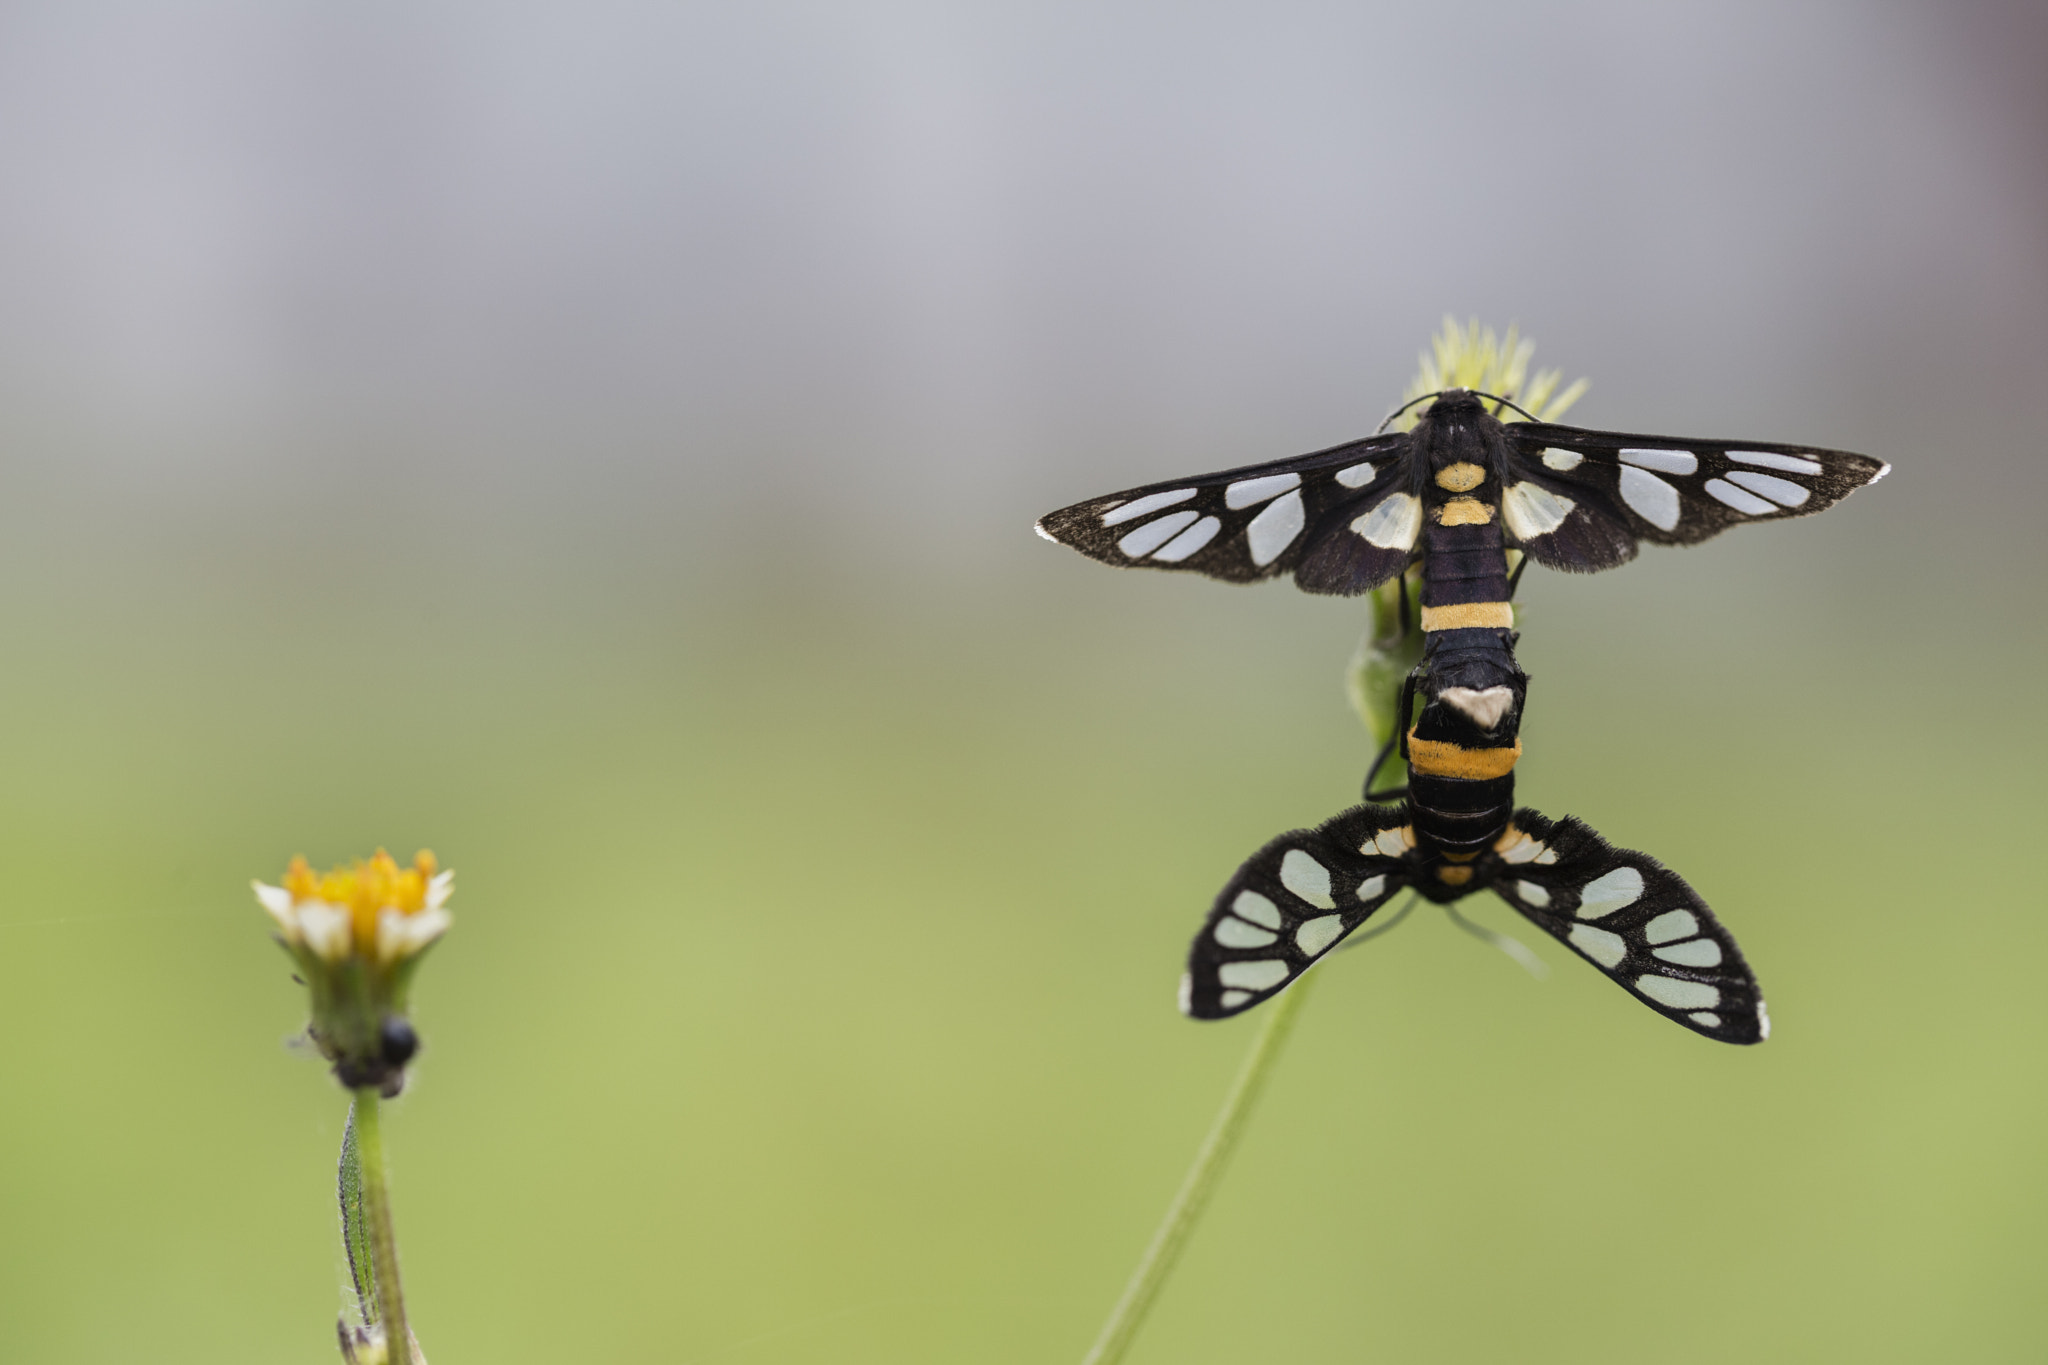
1151;516;1223;561
1213;917;1278;948
1245;491;1307;565
1100;489;1195;526
1117;510;1200;558
1576;867;1644;919
1278;850;1335;908
1569;923;1627;968
1724;470;1810;508
1541;448;1583;471
1703;479;1774;515
1501;481;1575;539
1635;975;1719;1010
1294;915;1345;955
1619;448;1699;476
1352;493;1423;550
1617;466;1681;531
1232;890;1282;929
1224;472;1301;509
1643;909;1699;943
1218;959;1290;991
1335;461;1378;487
1726;450;1823;474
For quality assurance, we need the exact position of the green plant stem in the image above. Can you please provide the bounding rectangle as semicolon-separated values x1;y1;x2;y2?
351;1089;413;1364
1080;968;1321;1365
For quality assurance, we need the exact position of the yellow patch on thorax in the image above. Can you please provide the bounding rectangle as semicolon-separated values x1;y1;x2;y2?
1419;601;1514;631
1435;864;1475;886
1436;497;1494;526
1405;734;1523;780
1434;461;1486;492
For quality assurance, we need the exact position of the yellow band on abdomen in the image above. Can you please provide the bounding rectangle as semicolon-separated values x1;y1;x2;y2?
1419;601;1513;631
1406;734;1522;780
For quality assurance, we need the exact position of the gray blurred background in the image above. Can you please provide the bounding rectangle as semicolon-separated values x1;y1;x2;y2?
0;4;2043;1363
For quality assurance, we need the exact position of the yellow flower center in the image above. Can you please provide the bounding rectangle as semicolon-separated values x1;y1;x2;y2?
282;849;438;951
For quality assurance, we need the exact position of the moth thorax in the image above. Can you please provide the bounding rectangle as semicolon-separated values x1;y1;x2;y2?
1434;461;1487;493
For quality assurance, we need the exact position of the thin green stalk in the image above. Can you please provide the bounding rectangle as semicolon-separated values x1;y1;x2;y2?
351;1090;413;1364
1081;968;1321;1365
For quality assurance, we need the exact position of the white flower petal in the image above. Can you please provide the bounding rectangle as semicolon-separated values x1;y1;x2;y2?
252;881;299;938
377;906;451;965
425;869;455;912
297;903;354;961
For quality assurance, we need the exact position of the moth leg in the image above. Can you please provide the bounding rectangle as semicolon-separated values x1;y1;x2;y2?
1362;726;1406;802
1505;551;1529;600
1364;669;1420;800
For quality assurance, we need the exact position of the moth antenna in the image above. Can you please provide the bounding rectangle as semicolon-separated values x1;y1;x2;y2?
1443;902;1549;979
1375;391;1443;433
1466;388;1540;422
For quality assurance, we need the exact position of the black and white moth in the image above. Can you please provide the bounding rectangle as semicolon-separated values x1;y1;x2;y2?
1036;405;1888;594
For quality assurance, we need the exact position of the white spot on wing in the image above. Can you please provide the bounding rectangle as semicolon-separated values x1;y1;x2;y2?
1370;827;1413;858
1178;973;1192;1014
1618;467;1681;531
1726;450;1823;474
1653;939;1723;967
1620;448;1699;475
1541;448;1583;471
1232;890;1282;930
1703;478;1774;515
1688;1011;1722;1028
1279;850;1335;908
1219;989;1252;1009
1246;490;1306;566
1514;880;1551;909
1224;472;1301;509
1500;481;1574;539
1101;489;1196;526
1152;516;1222;561
1636;975;1720;1010
1295;915;1345;956
1726;470;1810;507
1499;834;1548;865
1355;874;1387;901
1117;510;1199;558
1576;867;1644;919
1351;493;1422;550
1643;909;1699;944
1218;959;1290;991
1758;1001;1771;1039
1569;923;1627;967
1335;461;1377;488
1214;918;1279;949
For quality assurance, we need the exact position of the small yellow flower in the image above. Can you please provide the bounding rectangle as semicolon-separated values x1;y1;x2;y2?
256;849;452;1093
256;850;452;967
1395;316;1589;429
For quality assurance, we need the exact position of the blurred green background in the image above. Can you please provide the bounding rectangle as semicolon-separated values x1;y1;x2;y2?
0;3;2044;1362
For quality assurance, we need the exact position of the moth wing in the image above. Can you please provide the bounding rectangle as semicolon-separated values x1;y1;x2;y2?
1499;423;1888;572
1183;803;1414;1019
1487;810;1768;1044
1035;433;1418;596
